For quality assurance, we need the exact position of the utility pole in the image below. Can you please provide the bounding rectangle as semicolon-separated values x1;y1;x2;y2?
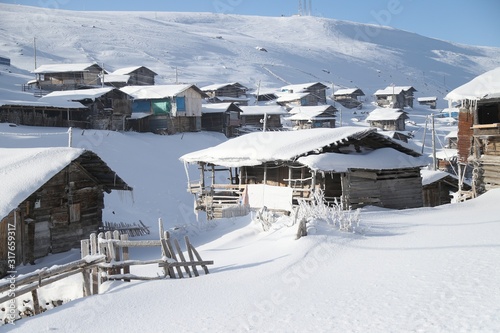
431;113;437;170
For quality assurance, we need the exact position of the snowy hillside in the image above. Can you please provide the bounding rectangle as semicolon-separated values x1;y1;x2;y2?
1;4;500;108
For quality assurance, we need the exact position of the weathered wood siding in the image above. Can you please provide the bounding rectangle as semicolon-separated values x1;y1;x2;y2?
0;106;89;128
457;108;474;163
172;87;203;117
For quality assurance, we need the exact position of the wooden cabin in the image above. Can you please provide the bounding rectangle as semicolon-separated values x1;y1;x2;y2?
201;102;242;137
121;84;207;134
374;86;417;108
40;87;132;131
180;127;425;219
105;66;157;87
276;92;316;108
287;105;337;129
0;148;132;277
238;105;287;132
201;82;249;101
280;82;329;104
445;67;500;196
366;108;409;131
421;169;470;207
31;63;106;93
333;88;365;109
0;99;88;128
417;96;438;109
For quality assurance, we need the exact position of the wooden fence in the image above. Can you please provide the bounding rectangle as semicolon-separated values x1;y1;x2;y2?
0;219;213;318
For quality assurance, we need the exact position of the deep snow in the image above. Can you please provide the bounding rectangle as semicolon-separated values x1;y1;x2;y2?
0;4;499;332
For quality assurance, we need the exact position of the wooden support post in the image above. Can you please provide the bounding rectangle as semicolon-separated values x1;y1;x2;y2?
121;234;130;282
112;230;121;276
90;233;99;295
31;289;41;315
174;238;192;277
81;239;91;297
98;232;107;284
185;236;199;277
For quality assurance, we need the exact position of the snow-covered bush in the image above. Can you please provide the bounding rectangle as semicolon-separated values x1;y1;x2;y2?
294;189;360;233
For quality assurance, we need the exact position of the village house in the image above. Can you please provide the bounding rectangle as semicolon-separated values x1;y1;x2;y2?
201;102;242;137
280;82;329;105
238;105;287;132
333;88;365;109
254;88;279;102
104;66;158;88
421;169;470;207
445;66;500;196
201;82;250;105
121;84;207;134
40;87;132;130
0;147;132;277
287;105;337;129
374;86;417;108
180;127;425;219
276;92;315;108
30;63;106;93
365;107;409;131
417;96;438;109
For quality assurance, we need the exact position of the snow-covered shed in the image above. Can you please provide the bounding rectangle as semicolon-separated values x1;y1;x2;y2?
31;63;106;92
180;127;425;219
417;96;437;109
280;82;329;104
365;107;409;131
445;66;500;195
40;87;132;130
421;169;470;207
238;105;287;132
121;84;207;134
201;102;242;137
106;66;157;87
287;105;337;129
333;88;365;109
0;148;132;277
374;86;417;108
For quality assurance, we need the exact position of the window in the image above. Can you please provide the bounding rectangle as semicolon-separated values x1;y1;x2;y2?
176;96;186;112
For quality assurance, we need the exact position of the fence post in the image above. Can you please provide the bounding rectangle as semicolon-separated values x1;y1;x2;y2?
120;234;130;282
81;239;91;297
90;233;99;295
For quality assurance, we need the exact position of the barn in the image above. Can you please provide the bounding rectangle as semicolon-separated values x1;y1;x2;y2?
180;127;426;219
0;147;132;277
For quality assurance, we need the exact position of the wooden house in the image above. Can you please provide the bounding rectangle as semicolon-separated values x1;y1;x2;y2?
287;105;337;129
180;127;425;219
238;105;287;132
31;63;106;93
0;147;132;276
40;87;132;131
333;88;365;109
445;66;500;196
254;88;279;102
201;82;249;104
0;98;88;128
374;86;417;108
121;84;207;134
417;96;438;109
366;108;409;131
280;82;329;104
104;66;157;87
276;92;315;108
201;102;242;137
421;169;470;207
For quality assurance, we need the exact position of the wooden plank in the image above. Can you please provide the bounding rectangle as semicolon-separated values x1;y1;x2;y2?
174;238;192;277
80;239;91;297
189;242;210;275
31;289;41;315
90;233;99;295
166;237;183;278
185;236;199;277
121;234;130;282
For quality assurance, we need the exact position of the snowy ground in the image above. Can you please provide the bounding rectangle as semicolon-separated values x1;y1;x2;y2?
0;121;499;332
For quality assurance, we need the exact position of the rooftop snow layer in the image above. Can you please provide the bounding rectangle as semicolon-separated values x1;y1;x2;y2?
445;66;500;103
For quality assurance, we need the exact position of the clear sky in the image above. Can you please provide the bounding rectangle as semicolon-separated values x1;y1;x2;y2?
3;0;500;47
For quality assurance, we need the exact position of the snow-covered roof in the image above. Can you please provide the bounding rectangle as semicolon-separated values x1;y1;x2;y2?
333;88;364;96
239;105;287;115
276;92;310;103
280;82;327;93
202;103;238;114
0;98;85;109
103;74;130;83
121;84;202;99
112;66;157;75
445;67;500;103
445;130;458;139
435;148;457;160
420;169;458;186
298;148;426;172
366;108;407;121
417;96;437;102
180;127;419;167
129;112;151;119
32;63;100;74
201;82;247;91
0;147;85;218
287;106;336;120
40;87;114;101
374;86;416;95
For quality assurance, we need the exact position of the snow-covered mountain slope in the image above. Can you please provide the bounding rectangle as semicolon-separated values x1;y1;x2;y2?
1;4;500;108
